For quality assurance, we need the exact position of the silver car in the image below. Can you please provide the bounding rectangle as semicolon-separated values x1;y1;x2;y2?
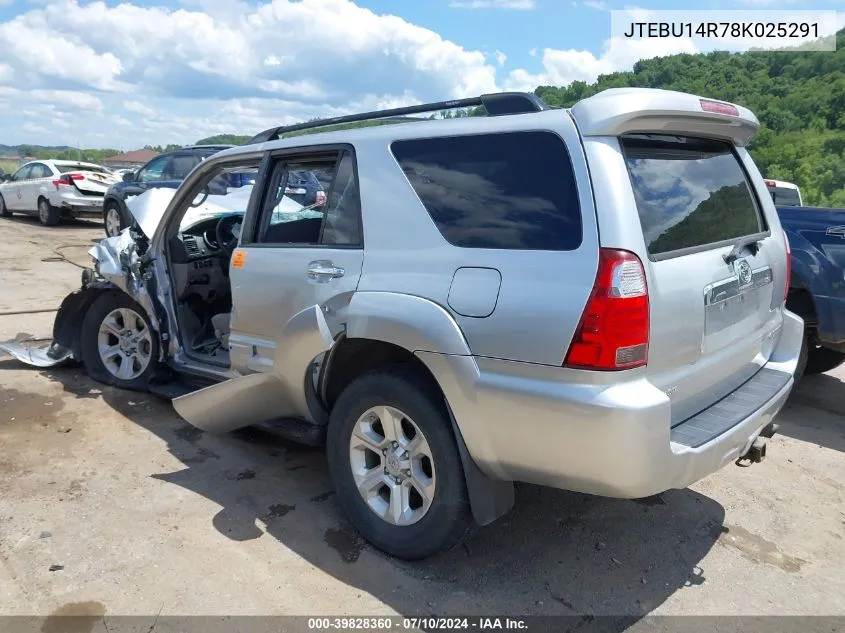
1;88;803;560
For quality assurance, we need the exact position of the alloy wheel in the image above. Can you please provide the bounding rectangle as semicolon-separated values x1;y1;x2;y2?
97;307;153;380
105;207;122;237
348;405;436;526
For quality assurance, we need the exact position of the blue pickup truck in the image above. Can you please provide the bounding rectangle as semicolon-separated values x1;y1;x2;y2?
779;204;845;381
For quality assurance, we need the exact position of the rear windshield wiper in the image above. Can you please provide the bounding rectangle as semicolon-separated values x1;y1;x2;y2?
723;235;762;264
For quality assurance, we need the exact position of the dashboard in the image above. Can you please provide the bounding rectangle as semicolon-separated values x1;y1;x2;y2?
167;214;241;302
169;214;241;265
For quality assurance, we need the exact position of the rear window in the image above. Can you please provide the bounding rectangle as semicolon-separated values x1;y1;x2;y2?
769;186;801;207
621;135;765;257
57;164;109;174
391;131;582;251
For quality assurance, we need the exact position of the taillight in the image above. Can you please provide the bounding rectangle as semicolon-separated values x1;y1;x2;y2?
52;174;83;190
564;248;650;371
783;229;791;302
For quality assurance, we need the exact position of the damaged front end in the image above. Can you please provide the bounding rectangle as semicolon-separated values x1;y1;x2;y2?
1;211;165;370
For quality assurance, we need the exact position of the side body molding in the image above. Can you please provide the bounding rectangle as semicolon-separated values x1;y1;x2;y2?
345;292;472;355
173;304;334;433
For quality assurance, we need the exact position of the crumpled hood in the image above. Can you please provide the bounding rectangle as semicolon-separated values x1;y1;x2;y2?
125;186;256;239
125;188;178;239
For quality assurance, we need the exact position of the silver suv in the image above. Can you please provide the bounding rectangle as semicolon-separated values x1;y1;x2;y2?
7;87;803;560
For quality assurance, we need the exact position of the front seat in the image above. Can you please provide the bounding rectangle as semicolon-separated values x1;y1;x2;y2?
211;313;231;349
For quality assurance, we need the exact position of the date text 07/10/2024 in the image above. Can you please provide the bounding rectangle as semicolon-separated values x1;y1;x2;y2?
307;617;528;631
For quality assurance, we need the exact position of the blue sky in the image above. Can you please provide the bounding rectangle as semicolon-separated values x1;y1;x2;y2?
0;0;841;149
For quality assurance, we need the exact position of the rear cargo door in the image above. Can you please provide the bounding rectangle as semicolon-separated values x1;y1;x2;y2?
621;134;784;424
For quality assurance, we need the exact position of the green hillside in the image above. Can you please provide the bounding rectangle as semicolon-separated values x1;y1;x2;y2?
536;29;845;207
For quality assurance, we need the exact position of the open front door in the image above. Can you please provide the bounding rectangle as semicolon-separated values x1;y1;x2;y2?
173;145;364;433
172;304;335;432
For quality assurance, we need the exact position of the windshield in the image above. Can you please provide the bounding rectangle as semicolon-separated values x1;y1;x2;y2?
178;168;259;232
769;187;801;207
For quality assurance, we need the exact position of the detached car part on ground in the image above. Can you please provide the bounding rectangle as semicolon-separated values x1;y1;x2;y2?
1;88;803;561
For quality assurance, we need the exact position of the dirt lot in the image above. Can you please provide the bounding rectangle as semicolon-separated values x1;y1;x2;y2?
1;214;844;621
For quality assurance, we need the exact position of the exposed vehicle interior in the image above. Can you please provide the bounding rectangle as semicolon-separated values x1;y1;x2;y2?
165;159;337;367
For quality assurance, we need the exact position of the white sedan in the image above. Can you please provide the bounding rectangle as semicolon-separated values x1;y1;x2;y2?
0;159;119;226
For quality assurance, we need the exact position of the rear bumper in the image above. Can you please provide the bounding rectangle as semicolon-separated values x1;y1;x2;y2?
49;192;104;217
419;309;803;499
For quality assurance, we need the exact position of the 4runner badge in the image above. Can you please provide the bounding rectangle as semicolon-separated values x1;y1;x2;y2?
735;259;752;286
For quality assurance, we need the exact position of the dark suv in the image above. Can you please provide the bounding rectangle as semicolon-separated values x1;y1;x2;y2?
102;145;233;237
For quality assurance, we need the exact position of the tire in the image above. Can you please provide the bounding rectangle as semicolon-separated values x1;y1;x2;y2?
326;366;471;560
805;345;845;376
37;197;60;226
79;291;159;390
0;194;11;217
103;202;127;238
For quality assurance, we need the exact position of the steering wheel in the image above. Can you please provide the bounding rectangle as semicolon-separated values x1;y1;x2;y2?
215;214;241;259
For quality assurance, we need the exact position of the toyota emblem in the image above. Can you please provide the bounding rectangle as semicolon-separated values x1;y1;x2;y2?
736;259;752;286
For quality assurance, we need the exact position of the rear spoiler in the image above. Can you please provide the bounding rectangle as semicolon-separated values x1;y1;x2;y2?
570;88;759;147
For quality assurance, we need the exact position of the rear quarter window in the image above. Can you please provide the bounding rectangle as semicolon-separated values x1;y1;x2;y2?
391;131;582;251
621;135;766;258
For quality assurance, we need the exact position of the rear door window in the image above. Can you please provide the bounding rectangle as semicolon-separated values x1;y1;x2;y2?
769;187;801;207
391;131;582;251
621;135;766;258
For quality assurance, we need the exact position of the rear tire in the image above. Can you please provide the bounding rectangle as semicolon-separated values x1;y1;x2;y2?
0;195;11;217
38;197;59;226
79;292;159;390
326;367;471;560
805;345;845;376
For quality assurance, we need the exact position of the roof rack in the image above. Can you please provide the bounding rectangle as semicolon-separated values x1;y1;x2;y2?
246;91;550;145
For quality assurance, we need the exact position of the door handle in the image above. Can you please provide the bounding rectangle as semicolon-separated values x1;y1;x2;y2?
307;260;345;281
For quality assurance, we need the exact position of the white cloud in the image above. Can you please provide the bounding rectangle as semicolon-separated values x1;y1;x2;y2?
623;5;654;21
450;0;534;7
22;123;49;135
505;37;698;90
0;0;724;148
123;100;156;117
583;0;608;10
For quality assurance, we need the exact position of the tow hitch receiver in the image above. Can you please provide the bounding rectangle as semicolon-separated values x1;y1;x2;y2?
737;437;767;466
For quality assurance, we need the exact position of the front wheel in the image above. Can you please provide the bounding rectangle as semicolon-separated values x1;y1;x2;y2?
326;367;471;560
103;203;127;237
0;194;11;217
38;197;59;226
79;292;159;389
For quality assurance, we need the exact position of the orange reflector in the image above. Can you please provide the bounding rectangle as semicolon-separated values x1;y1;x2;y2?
231;250;246;268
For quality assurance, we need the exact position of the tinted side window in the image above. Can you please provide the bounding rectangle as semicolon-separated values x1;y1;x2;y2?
13;165;32;181
167;155;201;180
253;150;361;248
391;131;582;251
621;135;764;257
137;156;169;183
320;152;361;246
36;164;54;178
